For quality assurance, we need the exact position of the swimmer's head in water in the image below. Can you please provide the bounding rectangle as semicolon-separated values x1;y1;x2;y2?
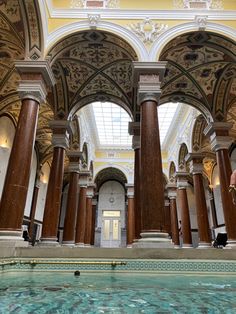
74;271;80;276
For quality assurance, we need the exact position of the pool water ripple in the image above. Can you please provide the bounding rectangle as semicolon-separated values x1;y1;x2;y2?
0;272;236;313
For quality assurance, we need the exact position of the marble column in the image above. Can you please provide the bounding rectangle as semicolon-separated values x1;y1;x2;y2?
176;172;192;248
204;122;236;247
167;183;180;248
40;121;70;245
126;184;135;247
90;198;97;246
75;171;90;246
84;184;95;247
187;153;211;248
62;151;81;246
133;61;172;247
128;122;141;240
164;197;171;234
0;61;54;245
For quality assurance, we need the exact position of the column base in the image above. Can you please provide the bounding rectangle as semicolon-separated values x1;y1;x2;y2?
0;230;28;247
75;243;85;247
39;237;60;246
182;243;193;248
197;242;212;248
62;241;75;247
84;244;91;247
174;245;180;249
127;244;133;248
226;240;236;248
132;232;174;248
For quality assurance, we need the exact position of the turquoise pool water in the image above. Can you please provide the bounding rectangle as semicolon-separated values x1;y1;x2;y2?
0;272;236;313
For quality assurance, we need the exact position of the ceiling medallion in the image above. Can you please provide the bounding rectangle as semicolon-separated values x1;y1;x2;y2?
109;196;115;203
127;18;168;44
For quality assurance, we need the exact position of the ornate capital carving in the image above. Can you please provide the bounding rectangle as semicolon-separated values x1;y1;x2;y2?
52;134;69;150
175;171;190;188
166;183;177;199
86;183;96;198
204;122;233;152
17;80;47;103
133;62;167;105
15;60;56;87
185;153;204;175
50;120;71;149
125;184;134;198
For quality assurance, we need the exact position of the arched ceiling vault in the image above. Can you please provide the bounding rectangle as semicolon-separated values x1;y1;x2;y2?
47;30;138;119
160;31;236;122
95;167;127;191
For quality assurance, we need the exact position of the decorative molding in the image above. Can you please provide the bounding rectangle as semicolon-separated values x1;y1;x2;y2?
51;133;69;149
173;0;223;10
127;18;168;44
17;81;47;104
195;15;208;30
70;0;120;9
88;14;100;29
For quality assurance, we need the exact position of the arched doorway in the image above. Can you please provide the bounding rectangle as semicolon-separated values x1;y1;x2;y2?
94;167;127;247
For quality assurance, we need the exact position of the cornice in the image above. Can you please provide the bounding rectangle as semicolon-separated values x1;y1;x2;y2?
47;6;236;20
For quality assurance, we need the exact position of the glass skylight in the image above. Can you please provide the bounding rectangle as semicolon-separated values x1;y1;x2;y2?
90;101;178;148
158;103;179;144
91;102;132;147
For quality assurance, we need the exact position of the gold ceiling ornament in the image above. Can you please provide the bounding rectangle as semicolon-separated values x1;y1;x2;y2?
127;18;168;44
173;0;223;10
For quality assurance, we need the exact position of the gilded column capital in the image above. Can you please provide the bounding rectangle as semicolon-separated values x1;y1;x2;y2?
204;122;233;152
133;61;167;105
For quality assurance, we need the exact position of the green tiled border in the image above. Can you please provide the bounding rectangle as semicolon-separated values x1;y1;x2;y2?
1;258;236;274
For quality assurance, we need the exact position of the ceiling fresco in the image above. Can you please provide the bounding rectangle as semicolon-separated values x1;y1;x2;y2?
160;31;236;121
48;31;138;119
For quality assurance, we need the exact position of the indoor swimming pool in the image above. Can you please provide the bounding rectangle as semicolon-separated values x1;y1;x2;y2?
0;271;236;313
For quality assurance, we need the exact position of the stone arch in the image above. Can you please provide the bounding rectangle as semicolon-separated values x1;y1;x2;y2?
169;161;176;182
94;166;128;191
178;143;189;170
191;114;209;152
159;30;236;122
47;30;138;119
45;20;148;62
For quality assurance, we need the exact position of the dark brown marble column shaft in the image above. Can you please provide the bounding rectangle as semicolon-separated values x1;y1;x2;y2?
134;147;141;239
75;186;87;245
178;187;192;246
169;197;180;247
0;98;39;233
140;100;164;232
90;200;97;245
127;196;135;246
216;149;236;240
84;196;93;245
193;173;211;245
41;147;65;241
63;172;79;243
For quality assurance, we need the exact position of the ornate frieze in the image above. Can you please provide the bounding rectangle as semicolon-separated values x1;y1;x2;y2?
127;18;168;44
173;0;223;10
70;0;119;8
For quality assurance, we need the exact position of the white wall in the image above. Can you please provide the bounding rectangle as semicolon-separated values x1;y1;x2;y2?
212;166;224;225
0;116;15;199
24;149;37;217
35;162;50;222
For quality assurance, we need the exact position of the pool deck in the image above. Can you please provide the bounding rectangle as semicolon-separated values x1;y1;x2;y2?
1;246;236;260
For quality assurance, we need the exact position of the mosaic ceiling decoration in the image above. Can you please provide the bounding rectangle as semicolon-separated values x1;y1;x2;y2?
48;31;138;119
160;32;236;122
